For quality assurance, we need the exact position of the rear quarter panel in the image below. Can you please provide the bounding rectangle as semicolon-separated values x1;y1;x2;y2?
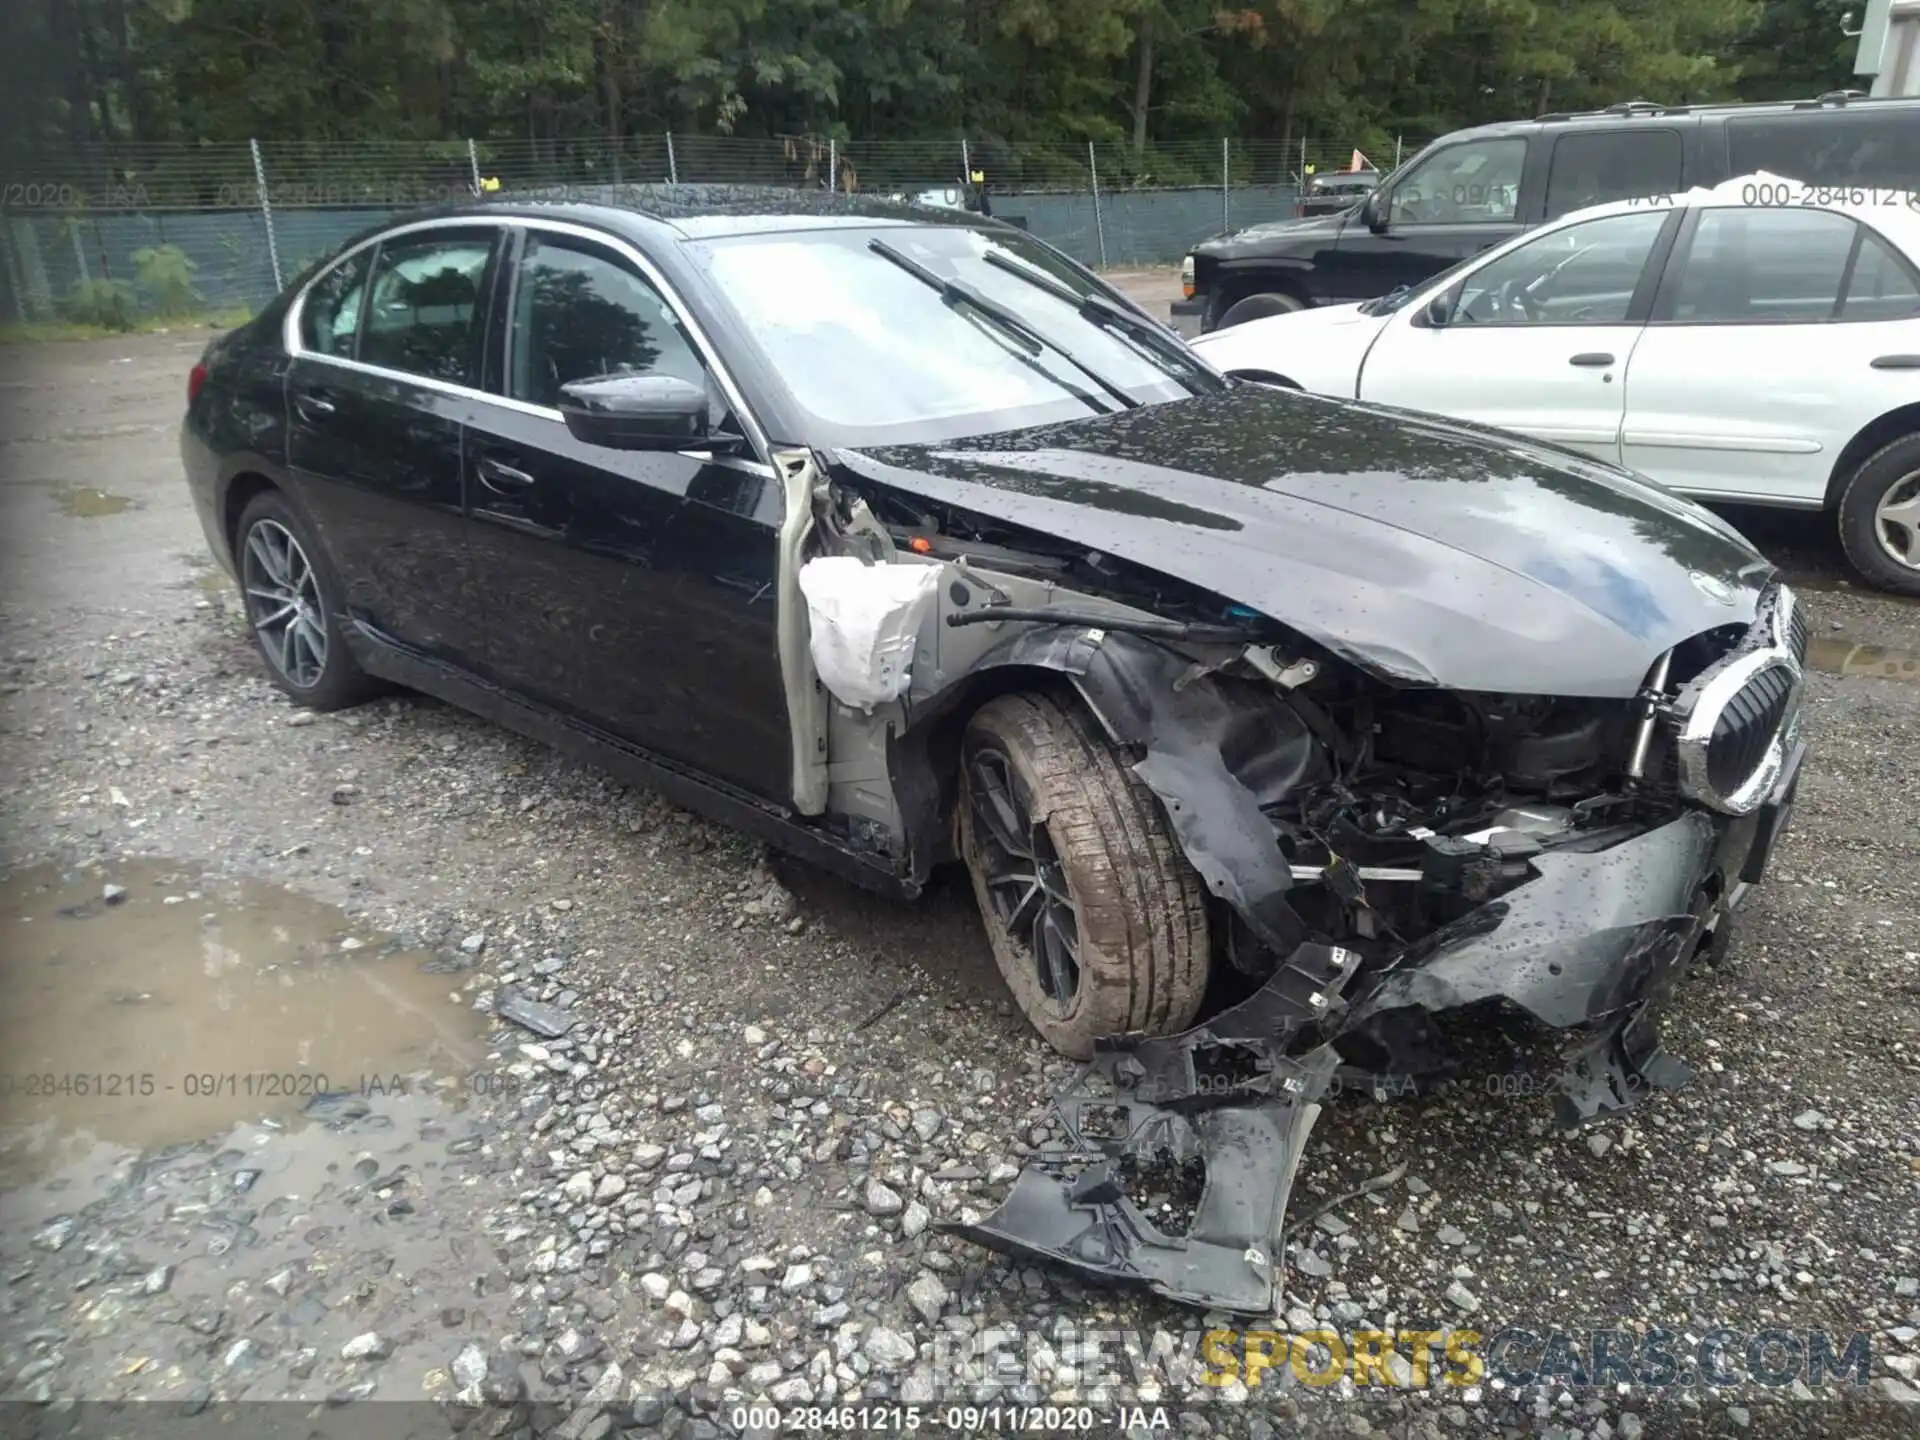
182;306;296;573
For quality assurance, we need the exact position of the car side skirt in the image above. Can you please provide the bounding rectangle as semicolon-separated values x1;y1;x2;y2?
344;620;914;900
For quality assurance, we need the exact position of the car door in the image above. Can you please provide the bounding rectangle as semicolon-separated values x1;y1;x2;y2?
462;223;793;803
1322;136;1531;302
284;223;501;665
1356;208;1678;464
1620;206;1920;505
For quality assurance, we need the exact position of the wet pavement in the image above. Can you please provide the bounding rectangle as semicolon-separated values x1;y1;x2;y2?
0;859;488;1180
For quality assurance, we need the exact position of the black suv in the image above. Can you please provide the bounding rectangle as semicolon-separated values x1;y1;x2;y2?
1175;93;1920;333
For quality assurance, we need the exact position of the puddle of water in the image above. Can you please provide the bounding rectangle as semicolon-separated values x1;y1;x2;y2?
56;484;134;517
1805;635;1920;684
0;860;488;1181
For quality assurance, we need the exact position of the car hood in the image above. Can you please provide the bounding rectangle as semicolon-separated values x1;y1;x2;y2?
831;386;1775;697
1190;301;1384;392
1198;214;1344;256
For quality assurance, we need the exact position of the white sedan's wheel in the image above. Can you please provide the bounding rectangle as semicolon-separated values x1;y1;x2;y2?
1837;433;1920;597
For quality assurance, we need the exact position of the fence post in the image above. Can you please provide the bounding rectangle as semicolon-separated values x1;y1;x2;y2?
1221;137;1230;234
1299;137;1307;185
1088;141;1108;268
1395;134;1403;168
250;139;284;292
827;137;836;192
467;138;482;194
67;219;89;287
0;219;29;323
960;136;971;182
666;131;679;185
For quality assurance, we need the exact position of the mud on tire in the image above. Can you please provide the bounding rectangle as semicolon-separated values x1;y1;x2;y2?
958;689;1210;1058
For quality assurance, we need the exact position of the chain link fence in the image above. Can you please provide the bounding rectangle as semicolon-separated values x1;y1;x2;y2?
0;133;1425;325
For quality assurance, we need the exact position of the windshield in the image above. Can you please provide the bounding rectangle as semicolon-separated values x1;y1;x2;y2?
692;224;1217;447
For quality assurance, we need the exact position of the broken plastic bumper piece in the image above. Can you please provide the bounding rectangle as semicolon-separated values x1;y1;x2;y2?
937;944;1356;1315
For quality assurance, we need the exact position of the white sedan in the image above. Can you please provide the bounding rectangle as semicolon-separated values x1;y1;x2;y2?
1191;172;1920;595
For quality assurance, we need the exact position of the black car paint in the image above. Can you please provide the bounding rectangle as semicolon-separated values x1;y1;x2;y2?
182;190;1803;1316
1187;97;1920;330
836;384;1771;697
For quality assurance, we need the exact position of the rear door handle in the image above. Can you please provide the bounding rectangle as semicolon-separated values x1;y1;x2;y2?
477;454;536;494
1870;354;1920;370
293;390;337;421
1569;352;1615;367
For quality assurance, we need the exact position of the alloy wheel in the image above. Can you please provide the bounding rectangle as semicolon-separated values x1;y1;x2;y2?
1875;470;1920;572
241;519;328;688
965;746;1081;1008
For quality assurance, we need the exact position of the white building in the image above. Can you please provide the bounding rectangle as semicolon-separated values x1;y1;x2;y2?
1853;0;1920;95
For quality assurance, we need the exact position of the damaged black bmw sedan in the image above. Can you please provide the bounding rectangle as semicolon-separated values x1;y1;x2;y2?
183;186;1806;1314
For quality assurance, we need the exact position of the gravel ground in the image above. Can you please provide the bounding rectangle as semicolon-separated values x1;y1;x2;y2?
1;329;1918;1440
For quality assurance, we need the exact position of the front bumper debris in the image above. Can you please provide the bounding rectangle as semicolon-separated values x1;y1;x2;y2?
941;944;1354;1312
943;741;1804;1314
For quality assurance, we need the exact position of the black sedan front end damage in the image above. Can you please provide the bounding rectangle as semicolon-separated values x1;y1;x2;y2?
937;585;1807;1315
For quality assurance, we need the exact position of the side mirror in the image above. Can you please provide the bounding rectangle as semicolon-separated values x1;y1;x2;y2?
1422;292;1454;328
558;373;714;451
1362;189;1389;233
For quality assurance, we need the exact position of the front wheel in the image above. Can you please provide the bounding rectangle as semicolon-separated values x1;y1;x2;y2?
236;490;381;710
1216;291;1307;329
1836;433;1920;597
958;691;1210;1058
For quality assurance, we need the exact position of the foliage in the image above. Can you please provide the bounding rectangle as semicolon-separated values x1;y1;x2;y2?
0;0;1864;169
131;242;201;316
60;274;137;329
1;304;251;345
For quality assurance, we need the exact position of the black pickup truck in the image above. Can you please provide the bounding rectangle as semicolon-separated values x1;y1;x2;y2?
1172;93;1920;334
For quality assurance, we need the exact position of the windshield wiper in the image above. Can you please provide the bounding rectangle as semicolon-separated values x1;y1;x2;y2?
1356;284;1411;316
868;238;1140;411
980;248;1217;389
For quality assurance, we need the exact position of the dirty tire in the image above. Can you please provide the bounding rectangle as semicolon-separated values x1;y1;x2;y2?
1835;432;1920;597
1217;291;1307;328
235;489;382;712
958;690;1209;1059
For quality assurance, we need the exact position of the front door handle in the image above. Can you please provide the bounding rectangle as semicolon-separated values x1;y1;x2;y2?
1569;352;1615;367
293;391;337;421
477;455;536;494
1870;354;1920;370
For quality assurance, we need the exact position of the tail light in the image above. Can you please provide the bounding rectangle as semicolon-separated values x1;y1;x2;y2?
1180;254;1196;300
187;362;208;405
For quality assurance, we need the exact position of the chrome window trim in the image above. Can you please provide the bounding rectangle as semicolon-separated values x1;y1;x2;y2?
283;212;775;467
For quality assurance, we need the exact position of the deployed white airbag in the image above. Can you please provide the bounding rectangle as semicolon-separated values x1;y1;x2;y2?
797;556;944;710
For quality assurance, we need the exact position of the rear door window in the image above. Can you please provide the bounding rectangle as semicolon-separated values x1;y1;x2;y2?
1725;111;1920;188
1841;228;1920;322
1544;130;1684;219
1666;208;1901;323
300;249;371;357
359;230;498;386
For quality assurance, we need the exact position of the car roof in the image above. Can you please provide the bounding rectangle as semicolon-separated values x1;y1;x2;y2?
1545;171;1920;252
398;184;1007;243
1435;93;1920;145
